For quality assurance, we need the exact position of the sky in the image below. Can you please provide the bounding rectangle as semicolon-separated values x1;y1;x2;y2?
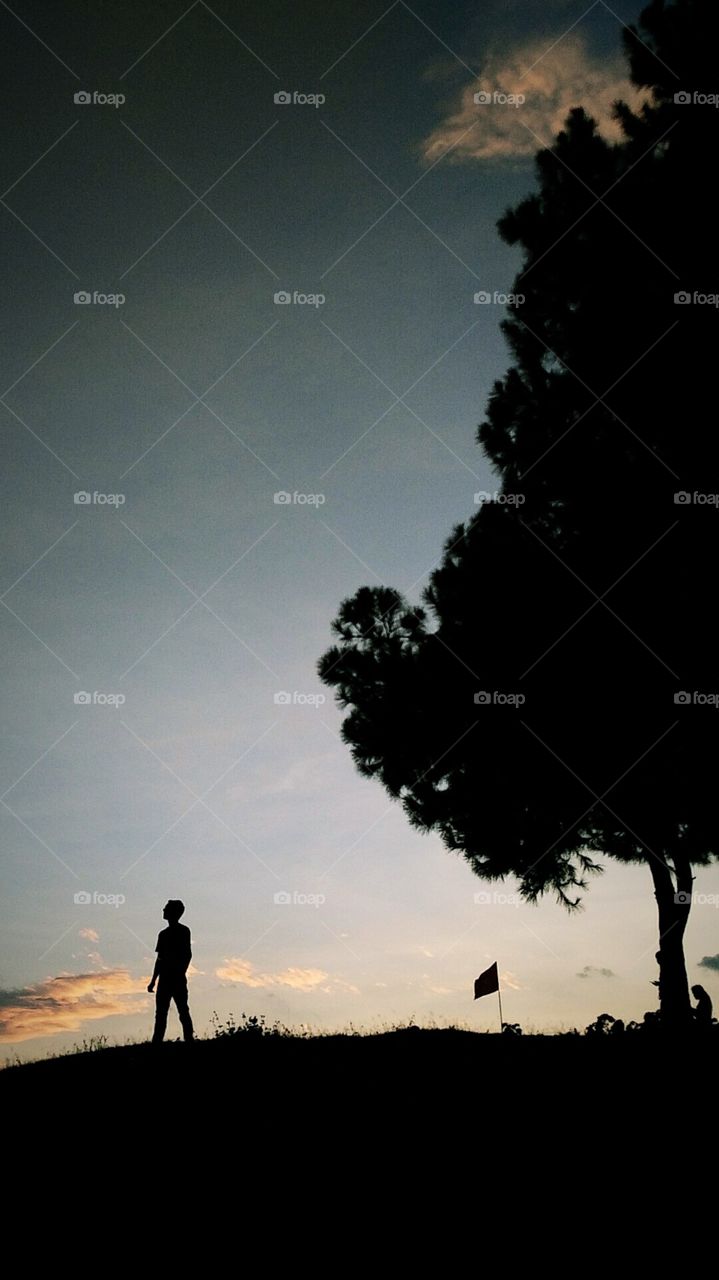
1;0;717;1057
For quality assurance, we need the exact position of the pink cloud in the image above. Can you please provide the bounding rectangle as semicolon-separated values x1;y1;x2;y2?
422;34;648;164
0;970;150;1044
216;957;358;994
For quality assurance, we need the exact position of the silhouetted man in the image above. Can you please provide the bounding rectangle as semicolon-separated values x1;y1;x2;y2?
148;899;194;1044
691;984;713;1031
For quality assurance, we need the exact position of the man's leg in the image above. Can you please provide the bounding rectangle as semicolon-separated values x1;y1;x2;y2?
152;980;171;1044
173;977;194;1042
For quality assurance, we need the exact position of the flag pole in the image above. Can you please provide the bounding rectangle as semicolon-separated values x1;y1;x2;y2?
497;979;504;1034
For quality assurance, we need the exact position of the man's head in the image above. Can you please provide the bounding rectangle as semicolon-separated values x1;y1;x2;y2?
691;984;706;1000
163;899;185;923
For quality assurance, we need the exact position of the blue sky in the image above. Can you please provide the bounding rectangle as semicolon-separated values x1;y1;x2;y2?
2;0;717;1056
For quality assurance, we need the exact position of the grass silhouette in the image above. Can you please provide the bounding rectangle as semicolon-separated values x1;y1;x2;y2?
2;1013;716;1104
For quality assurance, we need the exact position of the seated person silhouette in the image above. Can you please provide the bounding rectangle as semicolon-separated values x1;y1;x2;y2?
691;983;713;1031
148;899;194;1044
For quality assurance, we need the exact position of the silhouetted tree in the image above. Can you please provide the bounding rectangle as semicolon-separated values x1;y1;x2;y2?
585;1014;613;1037
319;0;719;1032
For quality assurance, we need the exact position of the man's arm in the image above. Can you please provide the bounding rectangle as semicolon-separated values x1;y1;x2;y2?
147;938;162;992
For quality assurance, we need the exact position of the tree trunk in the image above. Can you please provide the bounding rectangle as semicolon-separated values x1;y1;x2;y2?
648;853;693;1032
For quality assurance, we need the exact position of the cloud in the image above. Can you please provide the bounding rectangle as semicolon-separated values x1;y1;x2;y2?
225;752;337;802
216;957;358;994
577;965;615;979
0;970;149;1044
420;972;452;995
698;955;719;972
328;977;361;995
499;970;522;991
421;33;648;164
78;928;99;942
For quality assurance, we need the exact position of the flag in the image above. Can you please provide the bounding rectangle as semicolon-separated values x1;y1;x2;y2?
474;961;499;1000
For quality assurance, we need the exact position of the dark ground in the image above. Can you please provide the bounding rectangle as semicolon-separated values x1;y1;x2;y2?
4;1028;714;1215
4;1025;715;1098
